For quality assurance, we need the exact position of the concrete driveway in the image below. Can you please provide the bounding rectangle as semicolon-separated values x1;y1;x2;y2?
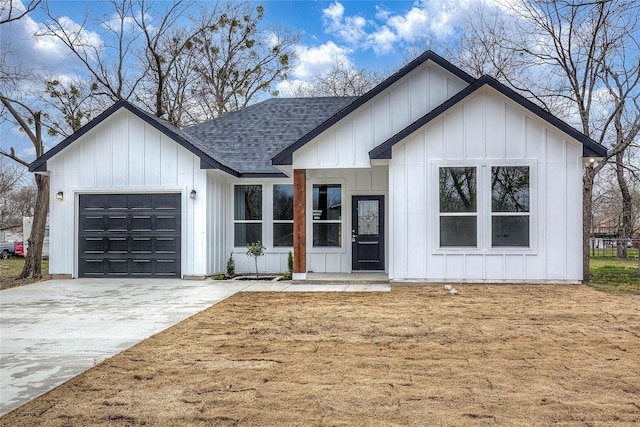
0;278;249;415
0;277;390;415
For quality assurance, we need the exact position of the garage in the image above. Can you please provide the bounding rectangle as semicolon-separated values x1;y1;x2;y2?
78;194;181;278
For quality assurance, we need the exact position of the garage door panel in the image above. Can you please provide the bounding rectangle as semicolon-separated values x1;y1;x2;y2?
107;238;128;253
106;216;128;232
131;216;152;231
156;216;179;231
82;216;104;232
79;194;181;278
131;238;152;253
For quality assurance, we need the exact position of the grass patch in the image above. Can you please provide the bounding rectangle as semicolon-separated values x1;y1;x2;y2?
2;286;639;426
0;258;50;290
589;256;640;294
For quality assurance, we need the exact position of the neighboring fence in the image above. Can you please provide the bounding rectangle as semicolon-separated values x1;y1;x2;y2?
590;238;639;258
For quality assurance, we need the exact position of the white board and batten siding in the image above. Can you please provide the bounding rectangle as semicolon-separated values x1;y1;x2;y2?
47;109;209;277
227;178;297;275
294;63;469;170
305;167;388;274
389;87;584;283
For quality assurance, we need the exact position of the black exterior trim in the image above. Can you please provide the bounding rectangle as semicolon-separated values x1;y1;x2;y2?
271;50;477;166
369;75;607;159
29;99;241;176
238;172;289;178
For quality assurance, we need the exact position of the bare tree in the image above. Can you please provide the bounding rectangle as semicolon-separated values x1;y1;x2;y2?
189;3;299;119
40;0;299;126
0;91;49;278
455;0;640;281
0;156;24;198
0;0;41;25
40;0;144;103
288;58;382;97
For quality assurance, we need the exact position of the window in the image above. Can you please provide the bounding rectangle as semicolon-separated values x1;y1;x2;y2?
439;167;477;247
234;185;262;246
273;184;293;247
491;166;530;247
312;184;341;247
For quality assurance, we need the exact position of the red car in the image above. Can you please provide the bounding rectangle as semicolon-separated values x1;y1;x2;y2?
14;241;26;257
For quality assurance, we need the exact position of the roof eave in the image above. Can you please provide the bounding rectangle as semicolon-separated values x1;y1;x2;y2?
370;75;607;160
272;50;476;166
29;100;241;176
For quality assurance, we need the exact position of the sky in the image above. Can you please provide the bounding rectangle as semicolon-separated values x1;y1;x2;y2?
2;0;490;161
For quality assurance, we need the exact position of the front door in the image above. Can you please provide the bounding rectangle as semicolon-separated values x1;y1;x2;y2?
352;196;385;270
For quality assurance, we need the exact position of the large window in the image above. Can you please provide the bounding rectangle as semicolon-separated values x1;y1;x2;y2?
234;185;262;246
273;184;293;247
312;184;341;247
439;167;477;247
438;165;531;249
491;166;530;247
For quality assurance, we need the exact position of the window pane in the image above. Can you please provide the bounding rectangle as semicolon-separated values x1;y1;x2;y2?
357;200;379;235
440;167;477;213
492;216;530;247
234;223;262;247
273;223;293;247
234;185;262;220
273;184;293;220
440;216;477;247
313;223;341;247
312;184;341;220
492;166;529;212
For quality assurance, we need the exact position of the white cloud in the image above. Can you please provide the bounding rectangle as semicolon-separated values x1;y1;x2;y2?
292;41;352;78
322;1;367;45
322;0;481;55
1;10;102;77
276;41;353;95
367;26;397;55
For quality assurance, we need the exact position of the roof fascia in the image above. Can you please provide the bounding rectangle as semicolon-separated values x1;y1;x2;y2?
370;75;607;159
29;99;241;176
271;50;476;166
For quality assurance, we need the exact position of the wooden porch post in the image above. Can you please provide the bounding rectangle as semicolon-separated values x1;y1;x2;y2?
293;169;306;278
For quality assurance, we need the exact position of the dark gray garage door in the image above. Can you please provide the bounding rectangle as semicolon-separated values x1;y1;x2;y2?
79;194;181;278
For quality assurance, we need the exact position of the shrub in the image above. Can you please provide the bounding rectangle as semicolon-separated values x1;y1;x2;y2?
287;250;294;275
226;253;235;277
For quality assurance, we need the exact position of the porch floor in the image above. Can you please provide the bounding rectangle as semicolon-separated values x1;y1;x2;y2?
293;272;389;285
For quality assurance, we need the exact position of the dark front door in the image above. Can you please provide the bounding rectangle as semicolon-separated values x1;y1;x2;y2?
78;193;181;278
352;195;385;271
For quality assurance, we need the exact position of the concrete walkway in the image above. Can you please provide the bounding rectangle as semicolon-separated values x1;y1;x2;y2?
0;278;390;415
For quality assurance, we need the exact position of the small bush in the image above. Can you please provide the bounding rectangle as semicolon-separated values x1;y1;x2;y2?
283;271;292;280
226;253;235;277
214;273;225;280
287;251;294;275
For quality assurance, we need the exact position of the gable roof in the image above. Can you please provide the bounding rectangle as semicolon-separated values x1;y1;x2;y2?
29;97;357;177
182;97;357;176
271;50;477;166
368;75;608;160
29;100;239;175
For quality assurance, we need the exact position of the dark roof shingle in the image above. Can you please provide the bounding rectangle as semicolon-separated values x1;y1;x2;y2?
183;97;358;175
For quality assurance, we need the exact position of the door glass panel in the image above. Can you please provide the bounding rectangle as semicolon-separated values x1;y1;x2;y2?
358;200;379;235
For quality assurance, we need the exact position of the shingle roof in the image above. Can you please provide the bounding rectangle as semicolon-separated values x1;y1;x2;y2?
183;97;358;175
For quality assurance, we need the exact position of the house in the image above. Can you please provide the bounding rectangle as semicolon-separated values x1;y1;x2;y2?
29;51;607;283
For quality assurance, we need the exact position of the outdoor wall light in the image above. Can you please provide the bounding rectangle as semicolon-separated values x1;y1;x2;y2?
190;189;197;199
56;191;63;200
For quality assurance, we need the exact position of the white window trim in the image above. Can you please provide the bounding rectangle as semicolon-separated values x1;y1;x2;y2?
272;183;294;248
233;184;263;248
433;161;536;255
308;179;346;253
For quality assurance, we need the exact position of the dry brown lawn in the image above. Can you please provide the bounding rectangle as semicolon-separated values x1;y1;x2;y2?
2;285;639;426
